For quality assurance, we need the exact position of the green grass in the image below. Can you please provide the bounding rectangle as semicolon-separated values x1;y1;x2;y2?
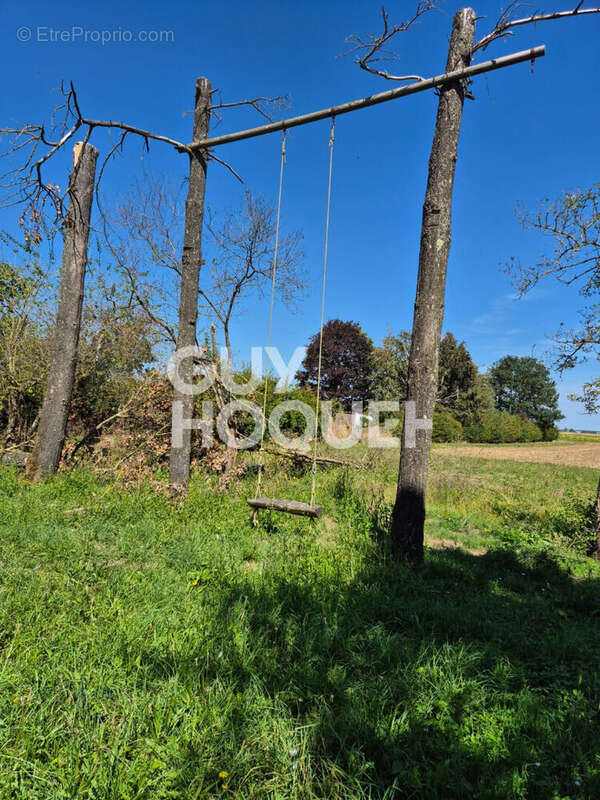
559;431;600;442
1;452;600;799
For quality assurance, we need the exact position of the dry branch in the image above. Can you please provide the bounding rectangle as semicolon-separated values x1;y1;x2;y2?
474;3;600;52
263;445;354;468
344;1;438;81
210;94;290;123
1;82;287;216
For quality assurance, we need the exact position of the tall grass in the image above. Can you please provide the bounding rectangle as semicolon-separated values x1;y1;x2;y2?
1;455;600;799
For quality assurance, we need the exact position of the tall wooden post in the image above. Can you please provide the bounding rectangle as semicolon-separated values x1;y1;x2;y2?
29;141;98;481
168;77;211;489
391;8;476;562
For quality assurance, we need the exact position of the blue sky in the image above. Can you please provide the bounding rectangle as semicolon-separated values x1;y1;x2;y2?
2;0;599;428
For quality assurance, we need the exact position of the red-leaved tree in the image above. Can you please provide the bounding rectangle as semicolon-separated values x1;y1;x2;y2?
296;319;373;410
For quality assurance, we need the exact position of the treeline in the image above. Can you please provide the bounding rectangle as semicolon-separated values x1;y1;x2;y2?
433;409;556;444
0;252;563;460
296;320;563;443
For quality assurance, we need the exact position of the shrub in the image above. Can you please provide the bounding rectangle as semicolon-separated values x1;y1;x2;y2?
231;379;320;442
480;411;509;443
480;411;504;442
546;491;597;554
522;420;543;442
465;410;544;443
542;425;560;441
432;410;463;442
464;421;483;442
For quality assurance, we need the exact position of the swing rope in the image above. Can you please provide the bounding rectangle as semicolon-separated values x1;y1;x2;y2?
250;117;335;518
255;130;286;499
310;116;335;508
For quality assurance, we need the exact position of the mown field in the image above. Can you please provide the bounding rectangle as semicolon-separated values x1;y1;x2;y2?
1;440;600;799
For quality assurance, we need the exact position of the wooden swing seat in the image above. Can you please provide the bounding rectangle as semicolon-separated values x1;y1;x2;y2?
247;497;323;518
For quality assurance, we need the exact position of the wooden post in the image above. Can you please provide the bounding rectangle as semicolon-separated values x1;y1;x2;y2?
168;77;211;489
29;141;98;481
391;8;476;562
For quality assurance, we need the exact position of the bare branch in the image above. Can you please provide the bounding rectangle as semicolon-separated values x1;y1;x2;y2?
2;81;283;220
209;151;244;183
95;171;186;347
474;4;600;52
210;94;291;122
507;186;600;297
343;2;438;81
508;185;600;411
0;82;192;219
203;191;306;361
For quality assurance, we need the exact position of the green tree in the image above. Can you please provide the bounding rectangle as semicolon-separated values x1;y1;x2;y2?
432;410;463;442
369;330;492;426
437;332;486;425
473;373;495;418
72;299;156;429
369;330;410;401
489;355;563;434
0;260;49;444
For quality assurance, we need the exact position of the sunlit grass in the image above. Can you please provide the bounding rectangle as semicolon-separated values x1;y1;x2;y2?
559;431;600;442
1;452;600;798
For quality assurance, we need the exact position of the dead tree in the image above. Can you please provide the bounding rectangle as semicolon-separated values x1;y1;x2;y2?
1;79;288;489
347;1;600;563
29;141;98;481
3;4;597;502
168;77;211;489
391;8;476;562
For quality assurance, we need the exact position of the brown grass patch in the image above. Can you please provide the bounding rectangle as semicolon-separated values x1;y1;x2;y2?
435;442;600;469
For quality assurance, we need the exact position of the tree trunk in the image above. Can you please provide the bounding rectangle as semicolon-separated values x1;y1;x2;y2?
224;324;233;368
391;8;475;562
168;77;211;489
592;473;600;559
29;142;98;481
4;394;17;444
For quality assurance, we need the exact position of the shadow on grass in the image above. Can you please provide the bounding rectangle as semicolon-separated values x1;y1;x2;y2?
143;543;600;799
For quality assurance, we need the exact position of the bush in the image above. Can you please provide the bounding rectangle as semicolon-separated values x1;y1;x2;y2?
432;410;463;442
521;419;543;442
465;410;544;443
465;411;507;443
542;425;560;441
228;378;320;443
546;491;597;554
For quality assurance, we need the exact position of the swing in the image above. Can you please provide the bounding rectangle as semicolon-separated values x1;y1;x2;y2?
247;119;336;520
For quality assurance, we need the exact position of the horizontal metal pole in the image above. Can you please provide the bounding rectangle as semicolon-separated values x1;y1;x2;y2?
190;45;545;150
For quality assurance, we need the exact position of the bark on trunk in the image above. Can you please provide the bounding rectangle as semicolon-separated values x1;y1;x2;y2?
4;396;17;444
29;142;98;481
168;77;211;489
592;473;600;559
391;8;475;562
